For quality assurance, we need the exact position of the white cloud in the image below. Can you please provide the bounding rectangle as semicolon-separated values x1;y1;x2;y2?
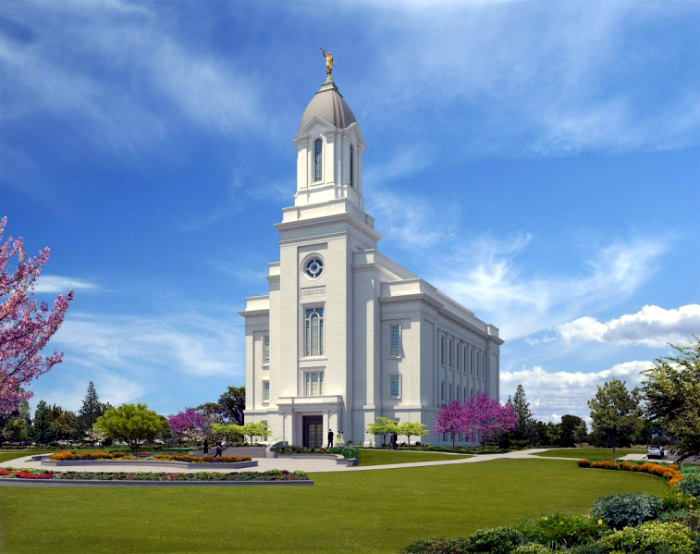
35;275;100;293
432;236;667;340
502;360;652;421
52;311;243;379
558;304;700;347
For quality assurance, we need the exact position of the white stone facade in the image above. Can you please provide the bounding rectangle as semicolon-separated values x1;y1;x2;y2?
241;78;503;447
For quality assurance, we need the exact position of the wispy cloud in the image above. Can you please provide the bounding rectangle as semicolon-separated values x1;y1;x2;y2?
432;236;668;340
558;304;700;348
35;275;100;293
502;360;652;422
52;311;243;379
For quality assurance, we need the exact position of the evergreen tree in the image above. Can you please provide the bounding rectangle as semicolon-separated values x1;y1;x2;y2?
77;381;103;435
31;399;55;444
588;379;642;462
512;384;533;440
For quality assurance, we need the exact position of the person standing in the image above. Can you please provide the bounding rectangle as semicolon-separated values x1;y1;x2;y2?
340;431;345;447
327;429;334;448
203;439;209;456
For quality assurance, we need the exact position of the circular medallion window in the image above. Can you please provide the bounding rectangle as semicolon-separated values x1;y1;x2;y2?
304;256;324;279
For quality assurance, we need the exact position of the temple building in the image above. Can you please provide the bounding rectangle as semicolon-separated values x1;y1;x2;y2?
240;71;503;447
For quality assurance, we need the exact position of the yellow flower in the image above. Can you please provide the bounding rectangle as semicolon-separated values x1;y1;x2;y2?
544;517;548;521
598;519;603;526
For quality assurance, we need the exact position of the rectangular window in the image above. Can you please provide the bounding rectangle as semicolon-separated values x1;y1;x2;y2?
305;307;324;356
263;335;270;364
305;371;324;397
390;375;400;397
262;381;270;401
390;325;400;357
441;382;445;403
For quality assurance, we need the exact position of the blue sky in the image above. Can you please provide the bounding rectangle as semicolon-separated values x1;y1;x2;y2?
2;0;699;423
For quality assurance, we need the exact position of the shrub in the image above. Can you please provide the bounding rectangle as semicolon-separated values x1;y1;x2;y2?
678;473;700;498
464;526;524;553
512;544;552;553
518;513;607;549
661;513;700;533
578;459;591;468
590;493;662;530
663;490;697;512
568;543;606;554
598;521;697;553
400;537;470;553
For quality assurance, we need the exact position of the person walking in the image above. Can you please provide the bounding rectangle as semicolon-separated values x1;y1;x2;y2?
213;441;223;458
392;431;399;450
327;429;334;448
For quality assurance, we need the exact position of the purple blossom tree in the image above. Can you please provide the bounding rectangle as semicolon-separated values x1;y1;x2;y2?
464;393;518;447
0;217;73;414
435;400;467;449
167;407;210;441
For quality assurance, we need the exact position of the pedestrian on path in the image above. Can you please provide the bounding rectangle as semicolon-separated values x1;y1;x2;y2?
327;429;334;448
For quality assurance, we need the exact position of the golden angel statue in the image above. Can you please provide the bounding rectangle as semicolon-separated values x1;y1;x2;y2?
319;47;336;78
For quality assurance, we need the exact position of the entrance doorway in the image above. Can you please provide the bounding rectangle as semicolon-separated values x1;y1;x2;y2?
302;416;323;448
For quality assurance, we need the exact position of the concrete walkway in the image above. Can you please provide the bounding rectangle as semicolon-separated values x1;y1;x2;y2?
2;448;558;474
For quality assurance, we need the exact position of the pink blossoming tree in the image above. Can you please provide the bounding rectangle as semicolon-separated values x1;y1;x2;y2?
0;217;74;414
435;393;518;449
168;407;210;441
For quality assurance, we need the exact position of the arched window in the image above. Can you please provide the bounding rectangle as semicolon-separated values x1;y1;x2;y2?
305;307;324;356
349;144;354;187
314;139;322;182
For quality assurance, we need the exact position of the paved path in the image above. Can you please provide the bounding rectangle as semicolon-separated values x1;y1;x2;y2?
2;448;558;474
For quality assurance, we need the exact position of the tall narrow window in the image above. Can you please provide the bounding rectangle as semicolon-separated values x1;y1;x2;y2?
305;371;324;396
390;325;400;357
314;138;322;182
349;144;354;187
441;336;445;365
390;375;400;397
263;335;270;364
305;307;324;356
449;339;453;367
262;381;270;401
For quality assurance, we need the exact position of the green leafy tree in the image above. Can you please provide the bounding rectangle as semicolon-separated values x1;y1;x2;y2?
366;416;398;446
242;422;270;444
31;399;55;444
210;423;244;442
77;381;103;436
642;338;700;463
93;403;168;453
3;417;29;442
50;408;78;441
588;379;642;462
217;386;245;425
557;415;586;447
398;421;429;446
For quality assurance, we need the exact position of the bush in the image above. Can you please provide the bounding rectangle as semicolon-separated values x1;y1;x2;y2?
568;543;606;554
591;493;662;530
678;473;700;498
512;544;552;553
598;521;697;553
464;526;524;553
400;537;470;553
661;513;700;533
518;513;607;549
663;490;697;512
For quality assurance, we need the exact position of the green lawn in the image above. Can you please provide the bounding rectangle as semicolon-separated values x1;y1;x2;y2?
358;448;472;466
532;447;647;461
0;458;669;553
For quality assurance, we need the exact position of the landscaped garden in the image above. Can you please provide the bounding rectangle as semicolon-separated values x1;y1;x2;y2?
0;455;672;553
358;448;472;466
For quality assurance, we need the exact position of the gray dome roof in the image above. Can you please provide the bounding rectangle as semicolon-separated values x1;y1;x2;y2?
299;79;357;131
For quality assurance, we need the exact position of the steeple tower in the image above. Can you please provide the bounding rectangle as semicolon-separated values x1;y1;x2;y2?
292;78;366;215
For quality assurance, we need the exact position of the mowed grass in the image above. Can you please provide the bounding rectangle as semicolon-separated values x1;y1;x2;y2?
358;448;472;466
532;447;647;461
0;458;669;553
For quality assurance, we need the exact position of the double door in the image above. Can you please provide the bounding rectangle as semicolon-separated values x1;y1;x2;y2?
302;416;323;448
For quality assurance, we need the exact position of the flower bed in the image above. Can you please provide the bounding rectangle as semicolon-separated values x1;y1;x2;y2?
579;459;683;485
0;467;308;482
49;452;252;463
273;446;359;460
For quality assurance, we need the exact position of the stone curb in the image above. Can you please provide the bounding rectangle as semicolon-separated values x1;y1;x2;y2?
0;478;313;487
